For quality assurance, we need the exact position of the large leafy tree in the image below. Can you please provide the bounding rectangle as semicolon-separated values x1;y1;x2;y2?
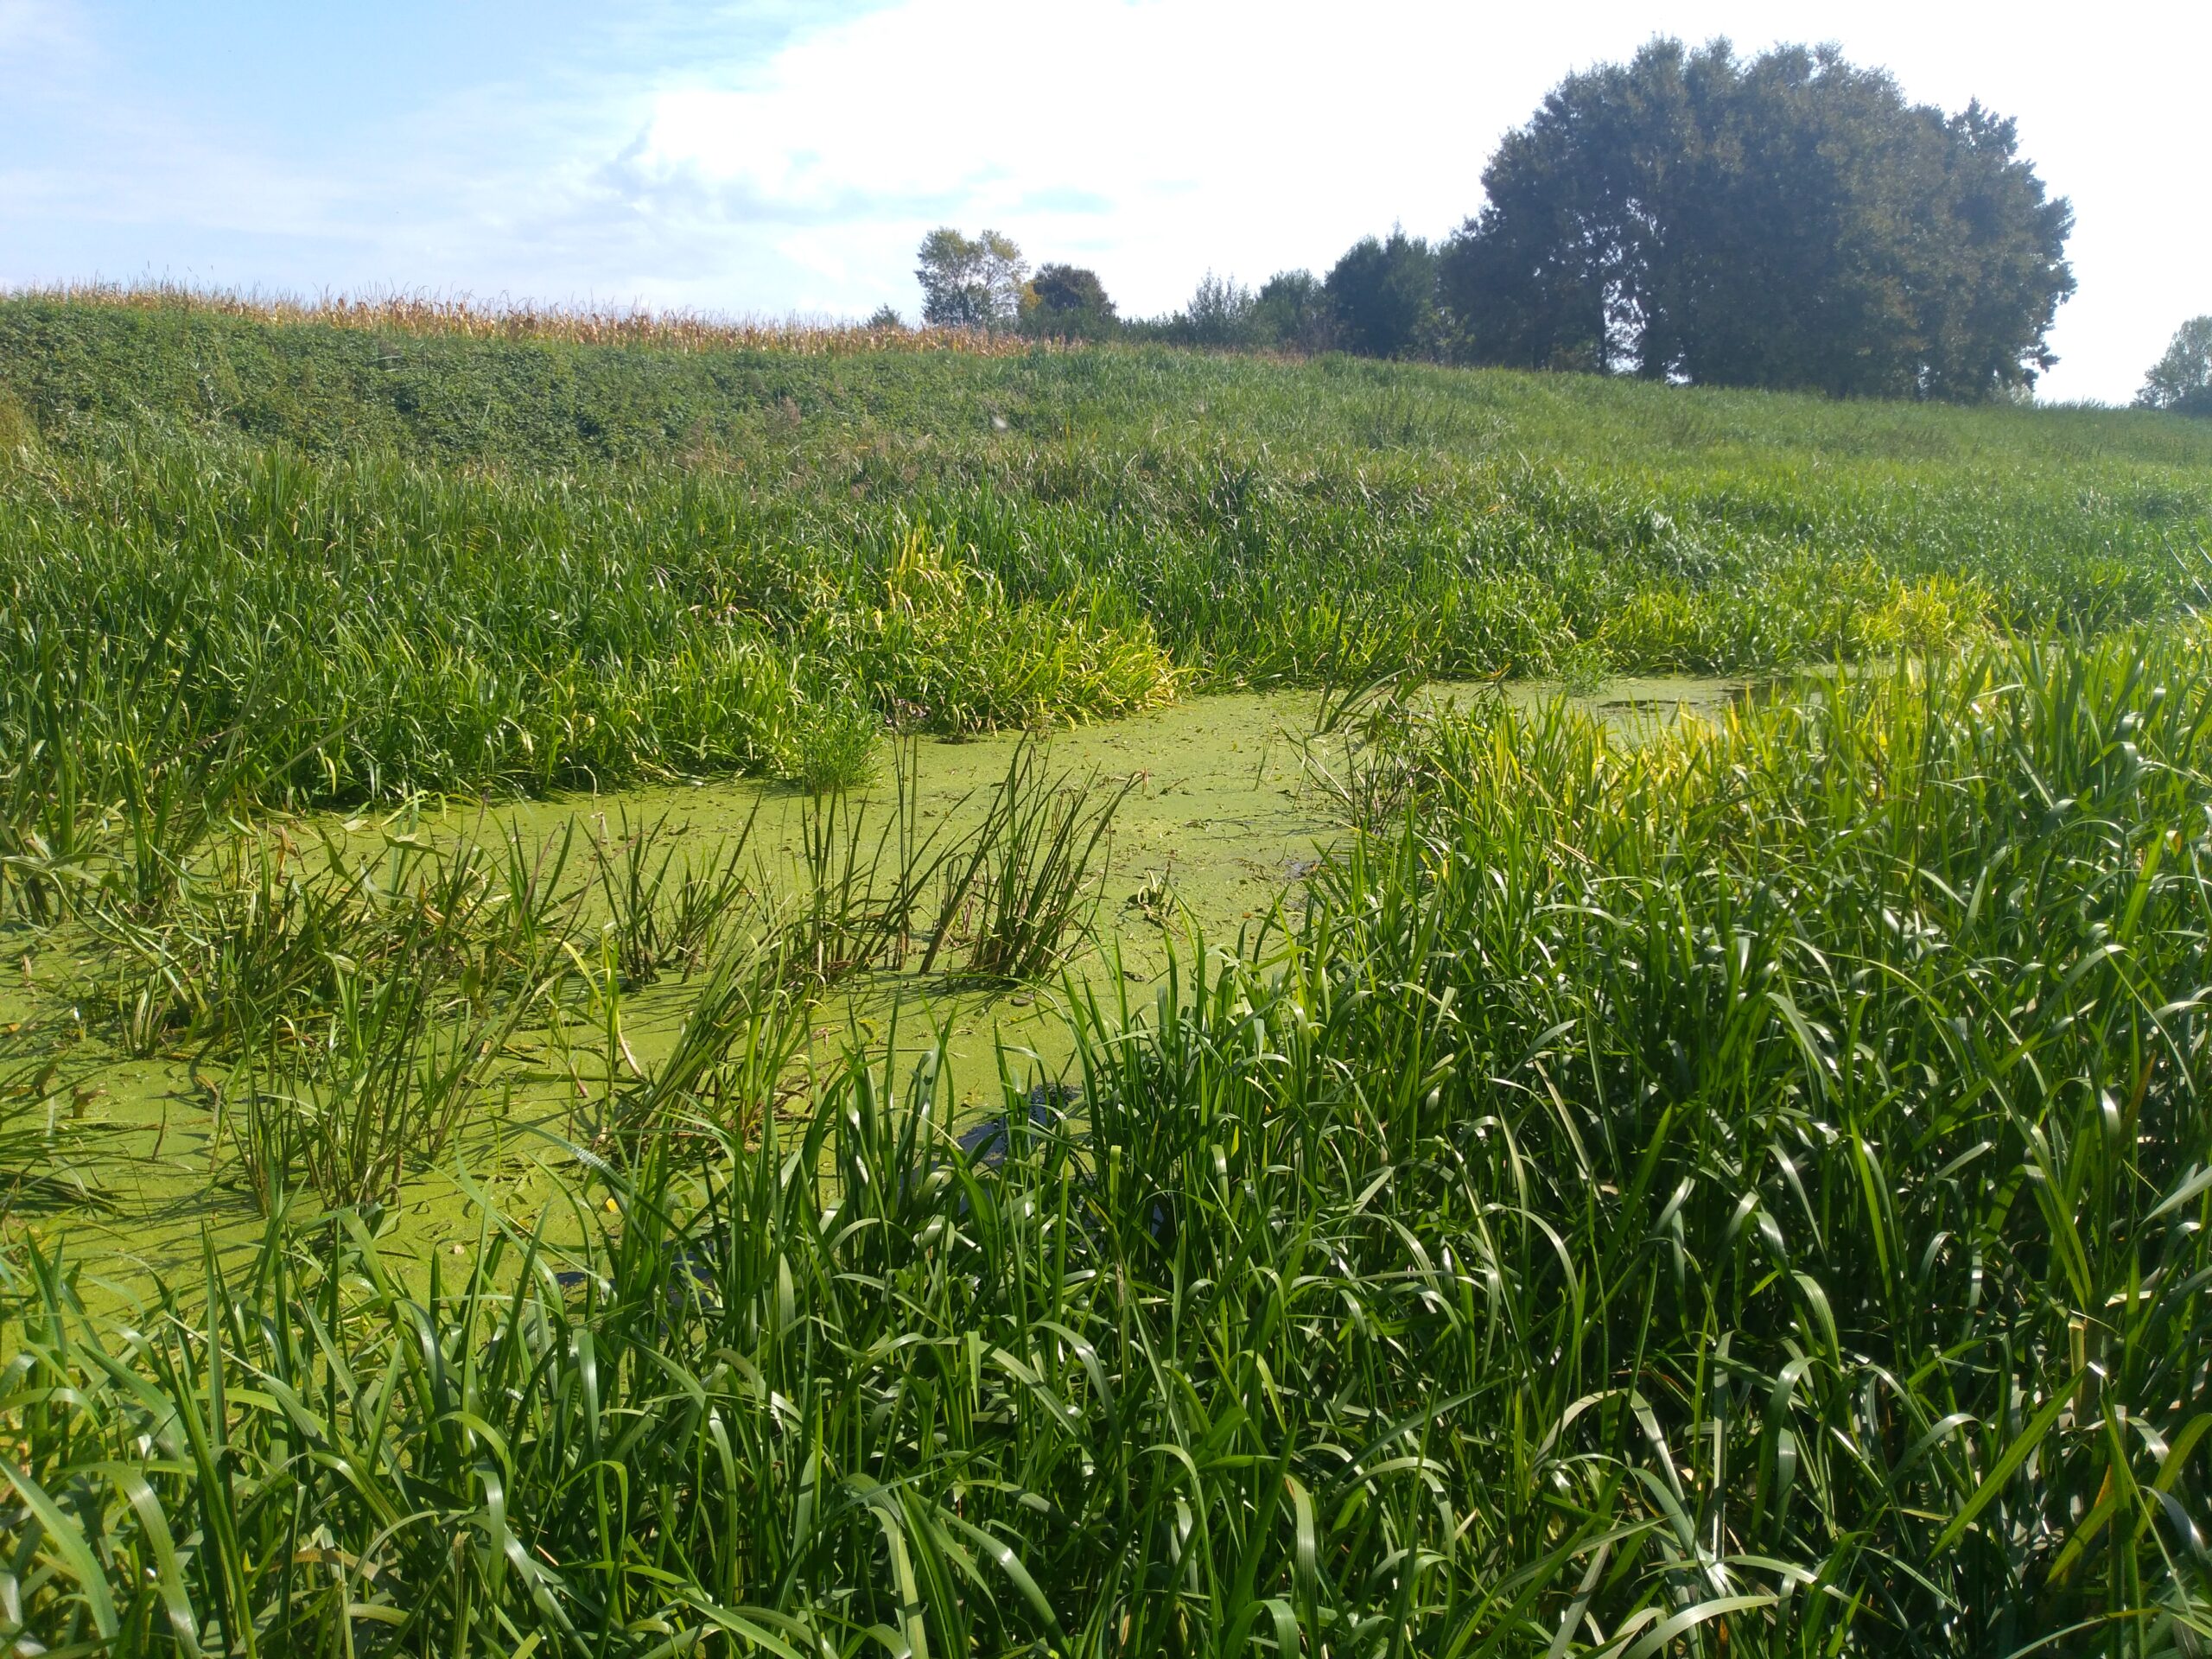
1326;231;1440;359
2137;317;2212;417
1440;40;2075;400
1023;264;1118;338
915;228;1028;328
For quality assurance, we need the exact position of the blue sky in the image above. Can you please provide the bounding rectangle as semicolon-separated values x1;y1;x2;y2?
1;0;2201;403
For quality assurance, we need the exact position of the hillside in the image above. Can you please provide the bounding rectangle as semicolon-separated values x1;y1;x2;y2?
3;294;2209;807
4;292;2211;472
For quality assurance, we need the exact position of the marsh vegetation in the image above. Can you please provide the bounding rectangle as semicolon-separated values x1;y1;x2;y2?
1;297;2209;1654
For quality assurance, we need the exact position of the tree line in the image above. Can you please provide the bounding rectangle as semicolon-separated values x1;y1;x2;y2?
2138;319;2212;418
905;36;2112;405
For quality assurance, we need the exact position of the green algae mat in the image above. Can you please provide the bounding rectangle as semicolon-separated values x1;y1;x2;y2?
1;678;1740;1301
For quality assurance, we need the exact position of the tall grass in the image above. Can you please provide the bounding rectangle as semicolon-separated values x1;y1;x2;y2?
918;741;1135;980
10;289;2212;474
226;962;521;1214
2;418;2196;843
5;631;2207;1652
0;295;2203;851
2;300;2209;1652
92;820;582;1058
590;810;760;989
5;282;1053;356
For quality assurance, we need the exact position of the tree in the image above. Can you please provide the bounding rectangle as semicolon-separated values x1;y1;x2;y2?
1023;264;1118;338
864;303;906;331
1177;272;1258;347
1325;231;1439;359
2137;318;2212;417
1251;270;1332;353
1440;39;2075;400
915;228;1028;328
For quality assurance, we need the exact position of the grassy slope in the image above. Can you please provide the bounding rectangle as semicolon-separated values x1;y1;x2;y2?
3;298;2209;810
6;295;2212;472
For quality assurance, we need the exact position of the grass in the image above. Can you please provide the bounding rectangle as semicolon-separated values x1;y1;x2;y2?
3;632;2209;1652
9;289;2212;472
0;295;2205;833
917;741;1135;982
0;397;2199;828
0;294;2209;1652
590;810;760;989
6;281;1052;357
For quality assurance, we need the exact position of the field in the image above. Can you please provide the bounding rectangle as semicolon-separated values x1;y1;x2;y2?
2;294;2211;1655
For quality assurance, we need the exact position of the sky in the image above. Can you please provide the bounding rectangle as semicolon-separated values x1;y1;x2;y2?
0;0;2201;404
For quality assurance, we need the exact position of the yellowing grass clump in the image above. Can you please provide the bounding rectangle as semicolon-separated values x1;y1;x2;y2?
9;280;1058;356
830;527;1181;732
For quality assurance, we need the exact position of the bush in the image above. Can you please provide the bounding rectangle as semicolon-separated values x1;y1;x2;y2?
1171;272;1258;348
1250;270;1332;352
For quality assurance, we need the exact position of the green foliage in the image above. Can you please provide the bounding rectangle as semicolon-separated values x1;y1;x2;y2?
2139;316;2212;417
0;298;2205;842
1250;268;1331;352
1021;263;1118;340
0;446;837;804
1171;270;1258;347
97;821;578;1058
826;529;1182;733
779;693;885;795
916;226;1028;329
231;958;520;1211
588;810;758;989
10;294;2212;474
0;304;2209;1650
1444;38;2075;400
917;740;1132;980
6;632;2211;1650
0;389;34;454
1325;228;1440;359
0;294;1032;467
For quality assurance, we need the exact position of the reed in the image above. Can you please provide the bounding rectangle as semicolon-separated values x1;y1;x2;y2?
0;329;2201;830
222;953;519;1214
2;296;2210;1654
0;1033;117;1216
3;280;1057;357
589;808;761;989
6;632;2204;1653
89;818;582;1058
918;739;1134;981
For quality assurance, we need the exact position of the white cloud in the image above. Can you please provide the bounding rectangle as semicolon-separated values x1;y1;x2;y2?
558;0;1506;318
